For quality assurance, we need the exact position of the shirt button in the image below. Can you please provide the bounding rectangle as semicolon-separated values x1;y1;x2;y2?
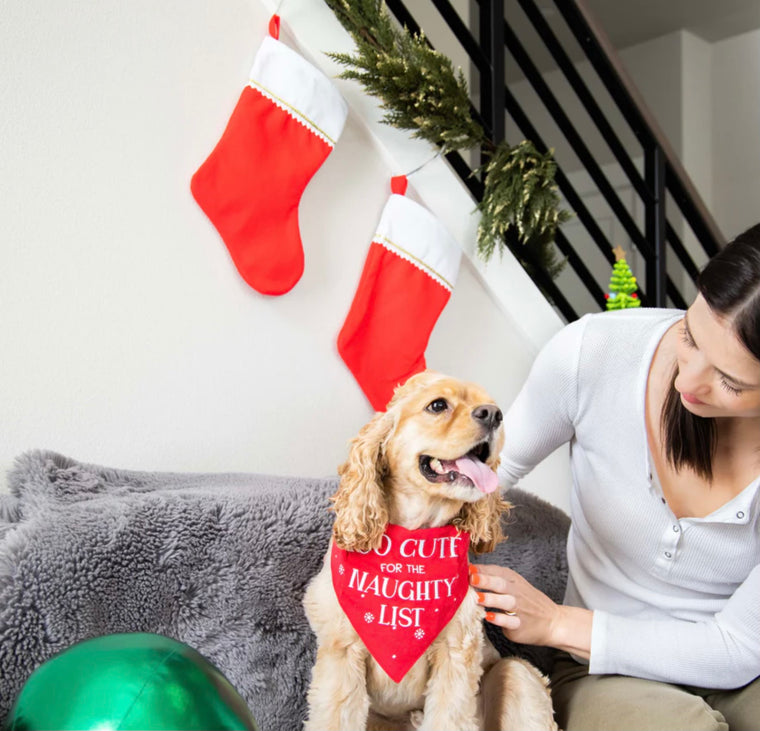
664;551;672;559
737;511;745;519
672;525;680;532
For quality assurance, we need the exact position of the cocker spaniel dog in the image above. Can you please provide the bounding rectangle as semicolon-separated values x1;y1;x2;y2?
303;371;557;731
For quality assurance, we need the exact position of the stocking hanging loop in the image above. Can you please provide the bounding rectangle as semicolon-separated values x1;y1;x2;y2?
268;14;280;39
390;175;408;196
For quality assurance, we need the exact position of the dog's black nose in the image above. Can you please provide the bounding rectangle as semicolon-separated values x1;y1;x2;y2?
472;404;503;430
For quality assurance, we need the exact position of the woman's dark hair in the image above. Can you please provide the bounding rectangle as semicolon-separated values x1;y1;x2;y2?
661;222;760;480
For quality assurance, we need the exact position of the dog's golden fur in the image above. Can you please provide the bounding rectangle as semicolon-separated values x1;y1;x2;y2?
303;371;557;730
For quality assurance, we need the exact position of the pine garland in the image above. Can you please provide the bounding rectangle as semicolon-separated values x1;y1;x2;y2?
477;140;568;277
322;0;570;275
325;0;482;150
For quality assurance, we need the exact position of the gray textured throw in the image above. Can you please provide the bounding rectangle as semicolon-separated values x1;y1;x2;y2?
0;450;569;730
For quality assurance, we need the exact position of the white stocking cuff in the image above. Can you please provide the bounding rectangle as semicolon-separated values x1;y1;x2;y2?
250;37;348;147
375;195;462;292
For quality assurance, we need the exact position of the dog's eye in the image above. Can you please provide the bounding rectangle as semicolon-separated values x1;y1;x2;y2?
426;398;449;414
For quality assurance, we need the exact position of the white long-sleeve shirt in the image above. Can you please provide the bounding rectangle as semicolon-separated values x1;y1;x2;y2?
499;308;760;688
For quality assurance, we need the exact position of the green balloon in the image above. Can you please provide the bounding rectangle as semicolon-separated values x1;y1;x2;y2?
4;633;258;731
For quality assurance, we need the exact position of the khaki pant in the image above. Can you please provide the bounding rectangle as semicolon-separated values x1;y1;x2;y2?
550;652;760;731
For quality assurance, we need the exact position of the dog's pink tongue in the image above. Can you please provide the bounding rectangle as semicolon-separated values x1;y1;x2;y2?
454;456;498;494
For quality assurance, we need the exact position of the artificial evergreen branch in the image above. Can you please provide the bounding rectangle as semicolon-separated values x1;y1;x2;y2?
322;0;569;276
325;0;482;152
476;140;570;278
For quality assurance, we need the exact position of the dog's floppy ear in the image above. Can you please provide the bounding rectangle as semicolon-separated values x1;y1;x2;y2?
455;492;511;554
331;409;394;552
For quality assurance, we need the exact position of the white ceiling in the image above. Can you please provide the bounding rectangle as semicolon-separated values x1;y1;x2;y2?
503;0;760;82
579;0;760;48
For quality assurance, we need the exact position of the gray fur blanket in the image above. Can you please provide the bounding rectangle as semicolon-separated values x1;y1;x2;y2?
0;450;569;730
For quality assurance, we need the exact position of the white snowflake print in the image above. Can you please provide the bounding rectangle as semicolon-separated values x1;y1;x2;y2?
414;628;425;640
338;564;345;575
364;612;374;623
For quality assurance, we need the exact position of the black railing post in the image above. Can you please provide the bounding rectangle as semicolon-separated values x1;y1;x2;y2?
645;144;667;307
480;0;505;145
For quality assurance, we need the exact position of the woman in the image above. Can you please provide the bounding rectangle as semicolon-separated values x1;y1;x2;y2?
471;222;760;730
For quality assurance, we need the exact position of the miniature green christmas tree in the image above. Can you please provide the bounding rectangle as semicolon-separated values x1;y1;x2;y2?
606;246;641;310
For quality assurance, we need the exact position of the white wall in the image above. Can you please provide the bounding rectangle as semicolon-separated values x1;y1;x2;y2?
681;33;713;215
617;28;759;268
612;28;760;244
0;0;570;510
711;28;760;239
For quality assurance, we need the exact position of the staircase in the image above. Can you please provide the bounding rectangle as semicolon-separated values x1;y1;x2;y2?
385;0;724;322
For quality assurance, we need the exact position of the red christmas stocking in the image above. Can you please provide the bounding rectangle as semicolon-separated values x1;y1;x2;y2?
338;176;462;411
191;16;348;295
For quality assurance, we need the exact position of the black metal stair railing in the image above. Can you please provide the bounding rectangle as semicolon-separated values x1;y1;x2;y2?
384;0;725;322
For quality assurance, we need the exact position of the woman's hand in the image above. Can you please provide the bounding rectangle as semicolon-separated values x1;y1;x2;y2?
469;563;592;659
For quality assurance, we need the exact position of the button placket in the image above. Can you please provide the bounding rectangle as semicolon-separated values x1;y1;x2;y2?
654;519;683;572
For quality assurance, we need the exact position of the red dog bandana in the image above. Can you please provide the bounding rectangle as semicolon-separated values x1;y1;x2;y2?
331;523;470;682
